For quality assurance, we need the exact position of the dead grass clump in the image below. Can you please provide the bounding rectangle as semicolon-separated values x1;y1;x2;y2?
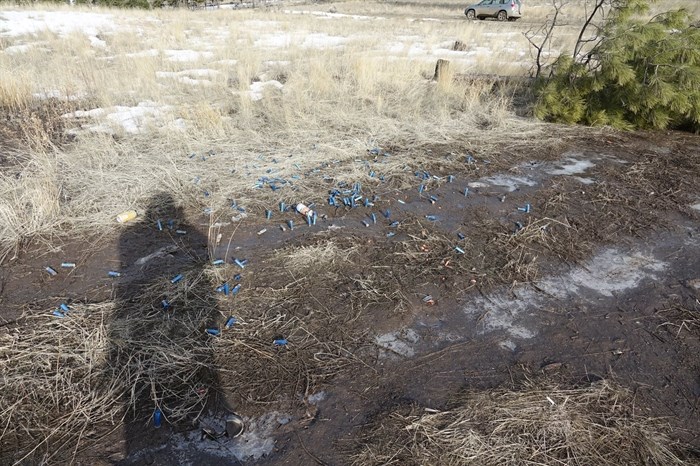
353;379;689;466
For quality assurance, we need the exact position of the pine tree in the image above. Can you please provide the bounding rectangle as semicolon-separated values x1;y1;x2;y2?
534;1;700;131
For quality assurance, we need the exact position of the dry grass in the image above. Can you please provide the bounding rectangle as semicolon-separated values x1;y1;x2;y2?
0;253;371;463
353;378;690;466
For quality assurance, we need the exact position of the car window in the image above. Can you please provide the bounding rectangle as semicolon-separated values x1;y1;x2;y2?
479;0;492;4
499;0;506;3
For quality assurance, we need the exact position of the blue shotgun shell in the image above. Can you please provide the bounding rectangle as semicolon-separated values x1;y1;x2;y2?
171;274;183;284
61;262;76;268
225;316;237;329
206;328;220;336
273;338;287;346
60;303;70;312
455;246;466;254
266;210;272;219
383;209;391;218
234;259;246;269
231;284;241;295
52;310;65;318
108;271;121;278
212;259;225;266
153;408;162;428
45;266;58;276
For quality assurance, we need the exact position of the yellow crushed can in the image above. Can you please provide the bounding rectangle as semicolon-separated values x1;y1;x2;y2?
116;210;137;223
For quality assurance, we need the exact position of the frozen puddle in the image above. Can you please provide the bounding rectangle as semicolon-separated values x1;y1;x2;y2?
463;247;668;347
376;328;420;358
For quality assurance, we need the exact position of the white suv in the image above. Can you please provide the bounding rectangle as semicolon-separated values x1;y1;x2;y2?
465;0;522;21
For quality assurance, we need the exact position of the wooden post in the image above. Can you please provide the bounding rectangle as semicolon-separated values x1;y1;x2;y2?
433;59;451;81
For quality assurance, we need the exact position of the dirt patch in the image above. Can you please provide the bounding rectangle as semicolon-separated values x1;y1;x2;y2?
1;130;699;464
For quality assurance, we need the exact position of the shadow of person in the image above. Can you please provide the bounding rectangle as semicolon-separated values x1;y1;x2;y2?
108;192;227;464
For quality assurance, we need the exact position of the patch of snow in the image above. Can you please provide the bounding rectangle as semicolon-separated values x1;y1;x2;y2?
547;158;596;176
33;90;83;101
3;44;31;54
691;203;700;211
463;247;668;343
255;33;292;49
124;49;159;58
164;49;214;62
302;33;347;48
484;174;538;192
248;80;283;101
63;101;172;134
307;391;326;405
215;59;239;66
375;328;419;357
0;11;115;37
500;340;517;351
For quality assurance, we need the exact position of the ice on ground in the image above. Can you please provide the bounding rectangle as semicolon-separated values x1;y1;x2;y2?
164;49;214;62
63;101;173;134
307;391;326;405
248;80;284;101
484;174;538;192
540;248;668;298
376;328;419;358
547;158;596;176
170;411;289;462
463;247;668;342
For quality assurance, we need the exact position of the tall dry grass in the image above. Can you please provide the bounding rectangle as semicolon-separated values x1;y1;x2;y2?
0;0;695;256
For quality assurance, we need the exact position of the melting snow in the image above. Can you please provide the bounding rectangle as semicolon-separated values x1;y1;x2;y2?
63;101;172;134
164;49;214;62
248;80;284;101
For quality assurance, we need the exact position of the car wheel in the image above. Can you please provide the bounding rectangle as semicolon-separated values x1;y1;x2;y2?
466;9;476;20
497;10;507;21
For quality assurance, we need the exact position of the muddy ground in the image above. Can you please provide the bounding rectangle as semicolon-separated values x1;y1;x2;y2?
1;129;699;465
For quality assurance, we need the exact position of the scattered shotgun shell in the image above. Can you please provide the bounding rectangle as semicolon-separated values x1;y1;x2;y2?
387;232;396;238
171;274;184;284
390;221;400;227
59;303;70;312
463;188;469;196
279;224;286;232
52;310;65;318
45;266;58;276
312;213;317;225
108;271;121;278
457;232;466;240
157;219;163;231
383;209;391;218
455;246;466;254
370;213;377;224
425;215;437;221
279;202;286;212
265;210;272;219
257;228;267;235
206;328;220;336
429;195;438;204
116;210;137;223
234;274;242;281
418;184;425;193
234;259;246;269
448;175;454;183
176;230;187;235
517;203;531;213
161;300;170;309
514;222;524;232
212;259;225;266
225;316;237;329
423;295;435;305
273;338;288;346
231;284;241;295
153;408;162;429
362;220;370;227
397;199;405;204
287;220;294;230
61;262;76;268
